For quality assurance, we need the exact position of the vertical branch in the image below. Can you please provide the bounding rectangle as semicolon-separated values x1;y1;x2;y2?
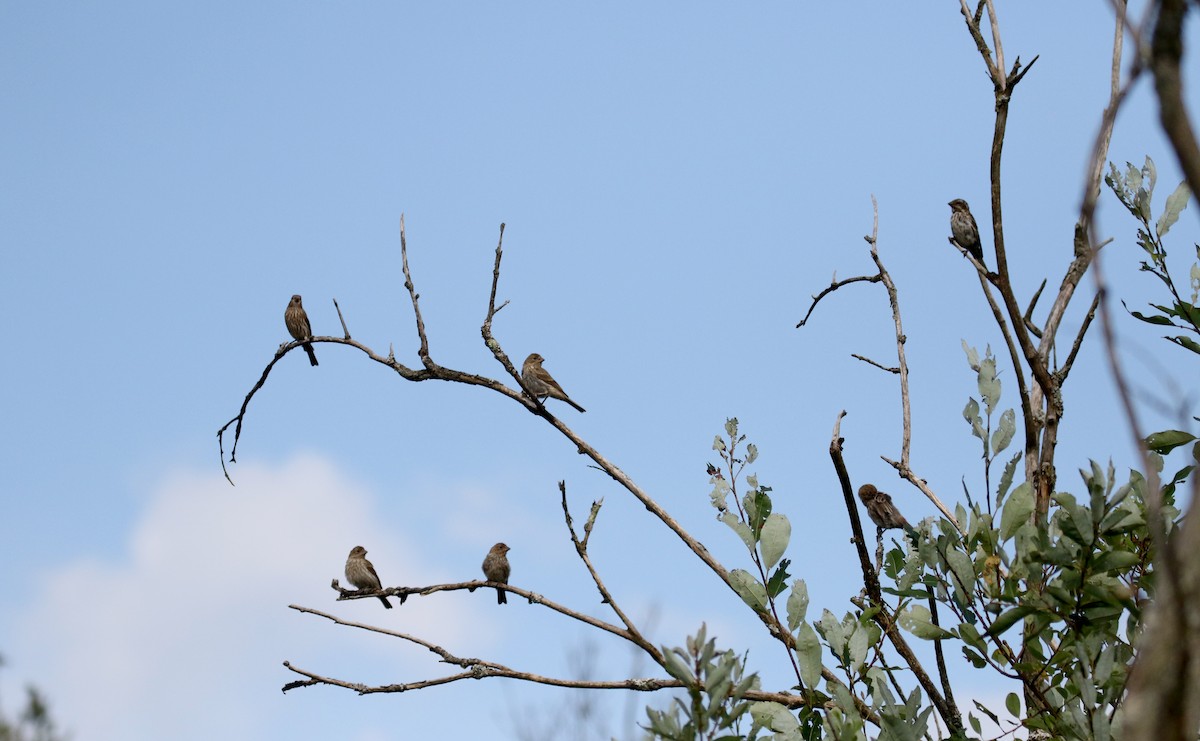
399;214;432;366
863;196;912;469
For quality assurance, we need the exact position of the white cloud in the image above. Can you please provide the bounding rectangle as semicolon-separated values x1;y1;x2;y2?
12;456;475;740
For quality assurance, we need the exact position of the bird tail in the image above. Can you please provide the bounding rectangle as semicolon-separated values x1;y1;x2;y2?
379;595;393;609
496;588;507;605
565;398;586;413
303;343;319;366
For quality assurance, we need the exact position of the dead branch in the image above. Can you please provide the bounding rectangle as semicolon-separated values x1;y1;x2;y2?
830;412;963;734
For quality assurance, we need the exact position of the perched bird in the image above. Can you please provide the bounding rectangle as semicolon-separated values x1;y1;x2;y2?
857;484;915;534
522;353;586;413
345;545;392;608
948;199;985;264
481;542;511;604
284;294;319;366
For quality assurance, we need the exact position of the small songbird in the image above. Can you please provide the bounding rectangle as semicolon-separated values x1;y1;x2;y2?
284;294;319;366
857;484;915;533
948;199;985;264
481;542;512;604
522;353;586;413
345;545;392;609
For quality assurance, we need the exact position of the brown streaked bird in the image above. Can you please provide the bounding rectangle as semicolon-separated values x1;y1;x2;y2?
857;484;915;534
285;294;319;366
522;353;585;413
481;542;511;605
345;545;392;608
948;199;985;264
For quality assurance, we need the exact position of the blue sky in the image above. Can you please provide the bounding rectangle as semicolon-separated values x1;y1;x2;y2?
2;3;1197;739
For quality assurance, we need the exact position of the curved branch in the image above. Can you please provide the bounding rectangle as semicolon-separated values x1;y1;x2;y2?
795;274;882;328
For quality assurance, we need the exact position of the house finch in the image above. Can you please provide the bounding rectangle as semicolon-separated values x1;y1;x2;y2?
481;542;511;604
522;353;585;413
948;199;984;264
284;294;319;366
857;484;914;533
345;545;392;608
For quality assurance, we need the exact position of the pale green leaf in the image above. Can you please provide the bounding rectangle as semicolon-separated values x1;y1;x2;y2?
962;340;981;371
794;621;823;688
1156;181;1191;237
991;408;1016;455
786;579;809;631
730;568;767;611
978;357;1000;414
898;604;953;640
760;513;791;570
720;512;755;552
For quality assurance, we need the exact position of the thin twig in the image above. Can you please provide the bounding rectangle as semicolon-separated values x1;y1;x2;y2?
399;214;432;365
559;481;663;665
851;354;898;374
796;274;882;328
332;298;351;340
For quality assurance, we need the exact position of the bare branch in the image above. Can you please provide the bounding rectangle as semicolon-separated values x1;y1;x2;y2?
332;298;351;340
1151;0;1200;198
863;196;913;469
399;214;432;366
829;413;962;735
560;481;663;665
328;579;640;645
850;354;898;374
795;274;882;328
880;456;962;533
1056;291;1101;382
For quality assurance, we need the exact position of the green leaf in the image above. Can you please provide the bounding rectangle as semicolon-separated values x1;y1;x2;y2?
999;482;1034;540
995;452;1022;507
945;549;977;596
1145;430;1198;454
1128;308;1176;326
991;408;1016;456
848;624;869;674
662;648;695;684
1167;335;1200;354
786;579;809;631
986;604;1036;636
1091;550;1140;573
898;604;953;640
760;513;791;570
729;569;767;611
1156;181;1191;237
719;512;755;553
958;622;987;652
766;559;791;599
794;621;822;688
1005;692;1021;717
